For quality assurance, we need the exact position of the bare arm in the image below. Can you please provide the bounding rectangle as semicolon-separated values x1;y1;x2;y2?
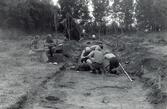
80;50;85;59
87;51;94;58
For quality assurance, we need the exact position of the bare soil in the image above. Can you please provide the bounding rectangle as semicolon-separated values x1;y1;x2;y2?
0;31;167;109
32;71;152;109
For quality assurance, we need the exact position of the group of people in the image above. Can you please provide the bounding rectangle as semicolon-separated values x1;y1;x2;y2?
80;43;119;74
30;34;59;64
30;34;120;74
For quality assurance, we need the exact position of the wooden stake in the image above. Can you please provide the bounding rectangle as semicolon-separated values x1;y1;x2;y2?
158;75;161;89
157;68;162;89
119;63;133;82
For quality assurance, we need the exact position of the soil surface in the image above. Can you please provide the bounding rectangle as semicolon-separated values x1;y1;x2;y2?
0;32;167;109
32;71;153;109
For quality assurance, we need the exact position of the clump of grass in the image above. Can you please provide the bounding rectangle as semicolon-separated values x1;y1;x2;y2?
2;59;24;67
141;76;167;104
147;88;167;104
0;46;10;52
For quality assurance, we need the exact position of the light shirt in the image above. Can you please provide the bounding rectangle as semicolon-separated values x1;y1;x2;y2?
88;50;104;64
104;53;116;60
90;45;100;50
103;53;116;67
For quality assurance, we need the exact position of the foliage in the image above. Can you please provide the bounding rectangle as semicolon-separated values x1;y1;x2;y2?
136;0;167;31
112;0;134;32
92;0;110;23
58;0;90;21
0;0;167;33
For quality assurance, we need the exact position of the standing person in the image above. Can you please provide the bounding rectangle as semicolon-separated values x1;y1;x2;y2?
104;50;119;74
29;35;40;55
30;35;40;50
87;47;105;74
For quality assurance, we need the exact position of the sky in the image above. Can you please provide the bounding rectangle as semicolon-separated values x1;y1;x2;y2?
52;0;58;5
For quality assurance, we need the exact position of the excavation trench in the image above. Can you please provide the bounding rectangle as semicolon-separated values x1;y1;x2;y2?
29;70;153;109
6;38;167;109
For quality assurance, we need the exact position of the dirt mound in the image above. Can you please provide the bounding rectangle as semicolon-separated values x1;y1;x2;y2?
50;54;67;63
141;58;162;71
147;88;167;104
124;56;164;78
148;35;167;45
49;40;83;63
62;40;84;63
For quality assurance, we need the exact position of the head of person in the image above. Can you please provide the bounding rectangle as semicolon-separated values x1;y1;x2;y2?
34;35;39;40
95;46;101;51
99;44;103;49
85;47;91;52
47;34;52;40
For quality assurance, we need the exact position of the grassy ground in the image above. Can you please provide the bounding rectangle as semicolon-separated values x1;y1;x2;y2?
0;30;166;109
0;36;60;108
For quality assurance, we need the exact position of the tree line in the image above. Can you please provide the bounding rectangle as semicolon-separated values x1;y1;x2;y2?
0;0;167;34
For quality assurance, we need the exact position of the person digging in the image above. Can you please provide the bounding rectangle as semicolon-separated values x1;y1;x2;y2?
77;47;93;71
103;50;133;81
80;47;92;63
87;47;105;74
104;50;119;74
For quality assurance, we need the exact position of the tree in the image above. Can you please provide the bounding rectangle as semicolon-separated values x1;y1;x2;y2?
58;0;90;21
92;0;110;37
92;0;110;23
113;0;134;32
136;0;167;31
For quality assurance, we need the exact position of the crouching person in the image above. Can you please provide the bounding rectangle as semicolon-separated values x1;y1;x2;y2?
104;51;119;74
77;47;92;71
80;47;92;63
87;47;105;74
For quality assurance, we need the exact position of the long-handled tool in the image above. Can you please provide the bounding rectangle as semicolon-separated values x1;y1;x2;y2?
98;40;133;81
104;63;133;82
119;63;133;82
